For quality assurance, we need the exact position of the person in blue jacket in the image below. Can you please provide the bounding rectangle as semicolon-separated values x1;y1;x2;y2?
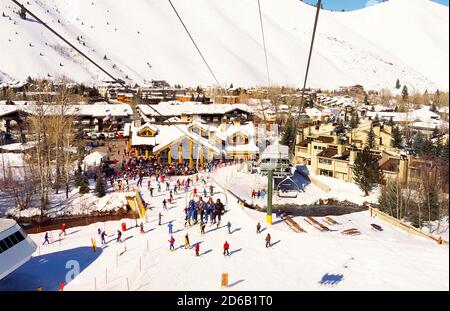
168;222;173;234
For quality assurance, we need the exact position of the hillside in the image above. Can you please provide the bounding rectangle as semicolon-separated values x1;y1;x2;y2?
0;0;448;90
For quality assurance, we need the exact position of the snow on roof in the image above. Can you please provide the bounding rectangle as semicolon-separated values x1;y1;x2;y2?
83;151;106;167
0;101;133;118
367;106;441;123
0;142;36;152
137;102;253;117
261;143;289;160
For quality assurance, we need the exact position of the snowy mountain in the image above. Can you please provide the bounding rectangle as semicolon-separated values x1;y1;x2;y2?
0;0;448;90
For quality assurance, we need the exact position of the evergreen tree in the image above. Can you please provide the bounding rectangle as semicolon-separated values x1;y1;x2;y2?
229;83;234;89
79;174;90;194
19;5;26;19
364;93;369;105
334;118;345;134
421;139;435;157
95;173;106;198
431;103;438;113
391;126;403;149
366;123;376;149
401;85;409;101
412;131;424;155
395;79;401;89
349;113;359;129
26;76;33;84
353;147;381;196
281;117;297;151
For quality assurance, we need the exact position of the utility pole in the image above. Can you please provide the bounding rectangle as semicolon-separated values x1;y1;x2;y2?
267;169;273;224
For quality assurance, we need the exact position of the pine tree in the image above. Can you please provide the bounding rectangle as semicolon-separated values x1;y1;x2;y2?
421;138;435;157
79;174;90;194
353;147;381;196
349;113;359;129
401;85;409;102
364;93;369;105
26;76;33;84
395;79;401;89
19;5;26;19
366;123;376;149
281;117;297;151
391;126;403;149
334;119;345;134
412;131;424;155
95;173;106;198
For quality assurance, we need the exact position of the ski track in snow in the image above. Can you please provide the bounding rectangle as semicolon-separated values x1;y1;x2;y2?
0;0;448;90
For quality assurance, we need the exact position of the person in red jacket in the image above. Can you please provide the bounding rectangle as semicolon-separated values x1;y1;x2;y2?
195;242;200;256
193;187;197;197
223;241;230;256
59;223;66;237
168;235;175;251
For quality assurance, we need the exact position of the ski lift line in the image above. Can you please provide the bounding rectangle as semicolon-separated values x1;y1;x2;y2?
167;0;225;92
298;0;321;109
11;0;124;85
257;0;271;86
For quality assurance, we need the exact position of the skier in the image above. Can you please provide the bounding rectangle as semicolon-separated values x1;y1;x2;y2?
43;232;50;245
209;184;214;196
59;223;66;237
256;222;261;234
193;187;197;197
223;241;230;256
149;186;154;197
169;190;174;202
116;230;122;242
158;212;162;225
184;233;190;249
195;242;200;256
140;222;145;234
157;181;161;192
168;235;175;251
226;221;232;234
168;222;173;234
101;230;107;244
265;233;271;248
162;198;167;210
203;188;207;198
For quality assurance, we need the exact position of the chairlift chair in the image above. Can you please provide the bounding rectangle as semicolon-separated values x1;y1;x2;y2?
276;176;300;198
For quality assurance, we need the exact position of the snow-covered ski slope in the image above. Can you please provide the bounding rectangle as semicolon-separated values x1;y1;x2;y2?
0;0;448;90
0;165;447;291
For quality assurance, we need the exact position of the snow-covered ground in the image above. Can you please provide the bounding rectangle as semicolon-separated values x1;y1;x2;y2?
212;164;379;207
0;0;447;90
0;164;448;291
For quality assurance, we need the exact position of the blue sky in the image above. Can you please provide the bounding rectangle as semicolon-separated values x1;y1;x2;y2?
303;0;449;11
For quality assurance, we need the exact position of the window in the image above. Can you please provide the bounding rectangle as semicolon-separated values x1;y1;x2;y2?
319;158;332;165
0;230;26;255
